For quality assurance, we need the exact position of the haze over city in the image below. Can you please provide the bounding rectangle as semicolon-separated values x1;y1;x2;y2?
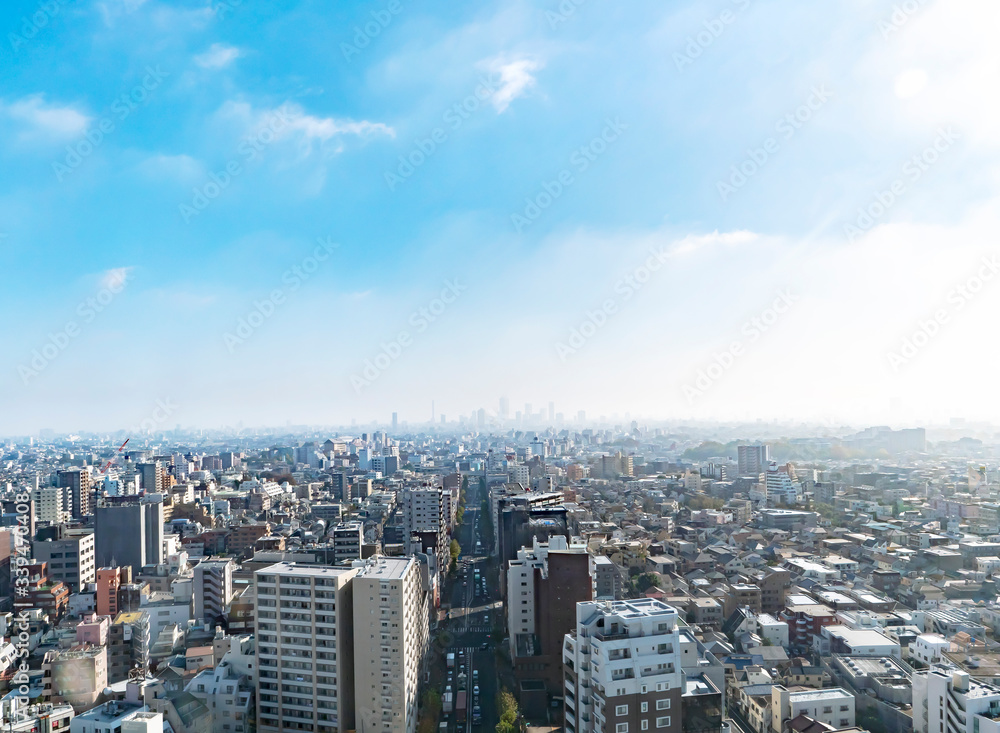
3;0;998;434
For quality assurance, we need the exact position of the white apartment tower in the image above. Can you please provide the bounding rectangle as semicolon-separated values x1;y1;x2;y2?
353;556;429;733
32;486;69;524
255;564;359;733
563;599;723;733
401;487;448;576
914;668;1000;733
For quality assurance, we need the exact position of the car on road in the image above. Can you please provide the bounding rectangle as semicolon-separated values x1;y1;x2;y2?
480;642;488;649
473;670;478;682
473;685;479;696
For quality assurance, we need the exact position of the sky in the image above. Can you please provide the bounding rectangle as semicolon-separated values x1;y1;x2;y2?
1;0;998;435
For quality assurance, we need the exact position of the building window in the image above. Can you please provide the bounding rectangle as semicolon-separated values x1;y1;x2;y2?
656;699;670;710
642;722;648;731
656;717;670;728
616;725;628;733
641;703;648;713
616;706;628;716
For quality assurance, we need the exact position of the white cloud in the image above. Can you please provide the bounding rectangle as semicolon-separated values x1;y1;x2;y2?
0;95;91;141
894;68;927;99
481;56;543;113
136;153;205;181
215;100;394;161
99;267;132;290
195;43;241;70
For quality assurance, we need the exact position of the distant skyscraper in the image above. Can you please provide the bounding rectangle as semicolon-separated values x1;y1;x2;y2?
392;412;398;431
477;408;486;428
548;401;555;422
499;396;509;419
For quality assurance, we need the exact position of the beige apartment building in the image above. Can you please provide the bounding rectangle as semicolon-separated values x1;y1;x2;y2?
255;556;429;733
353;556;429;733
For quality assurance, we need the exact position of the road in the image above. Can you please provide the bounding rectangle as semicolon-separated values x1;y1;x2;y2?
442;477;501;733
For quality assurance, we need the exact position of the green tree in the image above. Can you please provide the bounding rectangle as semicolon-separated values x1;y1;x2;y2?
496;688;519;733
450;539;461;572
632;572;660;593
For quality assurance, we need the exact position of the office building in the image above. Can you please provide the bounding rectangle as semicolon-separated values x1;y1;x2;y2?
33;528;96;591
136;462;163;493
42;645;108;713
331;522;364;564
96;566;131;618
93;497;164;573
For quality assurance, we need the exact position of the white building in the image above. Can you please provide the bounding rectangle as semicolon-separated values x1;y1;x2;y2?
770;686;855;733
193;557;234;623
914;669;1000;733
910;634;951;666
186;640;254;733
69;700;156;733
815;625;901;659
0;700;75;732
32;486;69;524
563;599;722;733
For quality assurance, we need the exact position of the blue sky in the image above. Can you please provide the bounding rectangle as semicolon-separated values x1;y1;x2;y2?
1;0;998;434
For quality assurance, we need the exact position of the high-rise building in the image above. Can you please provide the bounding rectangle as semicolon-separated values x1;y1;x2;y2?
352;556;429;733
136;462;162;493
193;558;234;624
58;467;92;519
401;488;448;580
93;496;164;573
255;558;430;733
737;444;770;476
392;412;398;431
32;486;69;525
107;610;150;683
256;563;360;733
507;536;594;696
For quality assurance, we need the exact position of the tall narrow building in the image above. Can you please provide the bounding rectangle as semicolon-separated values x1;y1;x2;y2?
255;563;359;733
352;556;429;733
